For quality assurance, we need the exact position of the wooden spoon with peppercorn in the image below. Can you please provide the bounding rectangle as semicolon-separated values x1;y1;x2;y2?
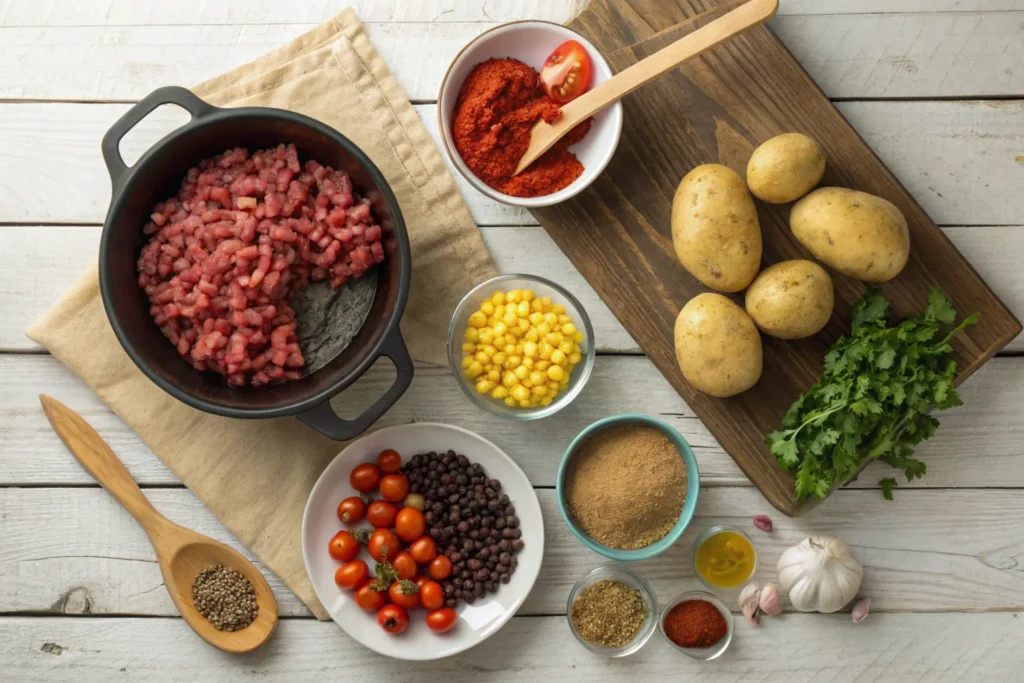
513;0;779;175
39;395;278;653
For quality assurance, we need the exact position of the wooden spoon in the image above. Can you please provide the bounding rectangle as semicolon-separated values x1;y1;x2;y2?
39;395;278;653
513;0;779;175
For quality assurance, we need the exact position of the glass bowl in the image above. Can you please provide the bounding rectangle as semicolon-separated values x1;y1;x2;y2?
659;590;733;660
566;565;658;657
691;525;758;591
447;274;596;420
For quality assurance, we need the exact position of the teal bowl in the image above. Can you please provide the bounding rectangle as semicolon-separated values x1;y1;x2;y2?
556;414;700;561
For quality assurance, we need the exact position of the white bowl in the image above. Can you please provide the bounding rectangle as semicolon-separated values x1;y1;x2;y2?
437;20;623;208
301;423;544;661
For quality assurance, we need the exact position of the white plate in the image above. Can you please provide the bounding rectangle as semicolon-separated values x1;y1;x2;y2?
301;422;544;660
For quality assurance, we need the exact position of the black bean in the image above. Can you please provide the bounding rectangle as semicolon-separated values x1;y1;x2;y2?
475;568;489;581
429;528;441;539
496;564;509;574
504;505;516;517
450;552;462;564
474;540;484;551
511;540;524;552
486;500;500;512
509;556;518;568
463;540;474;552
468;559;482;570
445;598;457;609
473;583;485;597
463;578;475;590
468;500;479;511
498;552;511;565
498;540;510;552
456;521;470;533
453;589;463;600
507;516;519;529
512;528;521;539
432;503;444;515
444;584;455;597
478;548;490;560
498;494;509;506
489;543;500;555
459;569;471;580
484;581;495;592
502;528;515;539
410;482;421;494
456;454;467;466
488;479;501;491
440;474;452;485
425;511;435;524
500;573;511;585
474;484;485;494
487;529;499;540
464;593;476;605
494;517;506;530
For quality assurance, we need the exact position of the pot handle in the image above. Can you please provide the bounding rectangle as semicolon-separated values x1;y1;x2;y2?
101;86;217;190
297;330;415;441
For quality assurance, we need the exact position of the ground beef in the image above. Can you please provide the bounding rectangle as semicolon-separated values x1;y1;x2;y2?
136;144;385;387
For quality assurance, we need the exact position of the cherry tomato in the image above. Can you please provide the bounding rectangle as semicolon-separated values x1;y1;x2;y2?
368;528;401;563
395;507;426;542
350;463;381;493
426;607;458;634
414;575;431;590
540;39;592;104
378;474;409;503
408;536;437;564
367;500;398;528
428;554;453;580
377;604;409;635
391;551;418;580
334;559;369;589
377;449;402;473
420;580;445;611
336;496;366;524
354;580;388;612
389;580;421;609
327;530;360;562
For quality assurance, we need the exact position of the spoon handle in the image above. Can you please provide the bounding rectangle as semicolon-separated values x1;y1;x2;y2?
563;0;778;124
40;395;167;531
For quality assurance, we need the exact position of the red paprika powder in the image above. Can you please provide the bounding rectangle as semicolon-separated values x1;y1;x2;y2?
452;58;592;198
663;599;728;648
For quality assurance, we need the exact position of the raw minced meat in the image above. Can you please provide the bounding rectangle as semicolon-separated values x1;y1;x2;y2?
136;144;385;387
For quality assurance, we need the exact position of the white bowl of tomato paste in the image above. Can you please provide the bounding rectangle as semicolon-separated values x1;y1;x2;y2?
437;21;623;208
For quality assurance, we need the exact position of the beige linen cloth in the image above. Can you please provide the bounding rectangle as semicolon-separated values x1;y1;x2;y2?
28;9;497;620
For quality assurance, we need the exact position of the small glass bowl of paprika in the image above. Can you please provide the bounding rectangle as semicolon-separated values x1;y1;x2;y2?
659;590;733;660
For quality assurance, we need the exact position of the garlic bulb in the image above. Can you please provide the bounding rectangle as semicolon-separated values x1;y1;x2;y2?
777;535;863;613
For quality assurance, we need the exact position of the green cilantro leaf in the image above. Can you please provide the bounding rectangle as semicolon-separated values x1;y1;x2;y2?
879;477;898;500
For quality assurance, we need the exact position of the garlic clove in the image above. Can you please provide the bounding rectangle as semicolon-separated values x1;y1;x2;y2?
851;597;871;623
758;582;782;616
739;582;762;626
752;514;773;533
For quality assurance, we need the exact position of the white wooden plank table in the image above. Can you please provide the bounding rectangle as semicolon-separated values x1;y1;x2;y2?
2;1;1023;680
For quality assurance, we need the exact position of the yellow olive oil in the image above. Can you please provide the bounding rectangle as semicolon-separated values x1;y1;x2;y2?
695;530;756;588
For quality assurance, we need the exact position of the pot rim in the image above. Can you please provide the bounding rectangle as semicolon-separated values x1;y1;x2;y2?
98;101;411;419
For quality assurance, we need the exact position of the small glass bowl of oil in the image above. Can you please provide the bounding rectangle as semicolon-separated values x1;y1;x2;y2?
691;525;757;590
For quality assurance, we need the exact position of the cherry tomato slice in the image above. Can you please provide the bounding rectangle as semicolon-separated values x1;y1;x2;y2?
408;536;438;564
377;604;410;635
428;555;453;580
389;580;421;609
377;449;402;473
368;528;401;563
354;579;388;612
350;463;381;493
391;551;419;580
327;530;360;562
420;580;445;611
414;575;431;590
540;40;592;104
334;559;369;589
426;607;458;634
395;507;426;542
336;496;366;524
378;474;410;503
367;500;398;528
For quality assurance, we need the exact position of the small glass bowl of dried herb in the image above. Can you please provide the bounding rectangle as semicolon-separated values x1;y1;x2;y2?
659;590;733;660
566;565;658;657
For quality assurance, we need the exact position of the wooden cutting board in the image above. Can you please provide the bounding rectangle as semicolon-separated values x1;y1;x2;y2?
534;0;1022;515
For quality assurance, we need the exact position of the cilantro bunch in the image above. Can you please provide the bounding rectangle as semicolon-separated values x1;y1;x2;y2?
767;289;978;501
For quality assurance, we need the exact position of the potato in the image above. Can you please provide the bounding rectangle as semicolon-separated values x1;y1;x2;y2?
672;164;762;292
790;187;910;283
674;293;762;397
744;260;834;339
746;133;825;204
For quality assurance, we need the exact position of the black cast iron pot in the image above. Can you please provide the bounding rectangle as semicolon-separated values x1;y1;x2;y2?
99;86;413;441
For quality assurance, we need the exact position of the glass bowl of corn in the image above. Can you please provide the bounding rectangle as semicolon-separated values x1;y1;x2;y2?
447;274;596;420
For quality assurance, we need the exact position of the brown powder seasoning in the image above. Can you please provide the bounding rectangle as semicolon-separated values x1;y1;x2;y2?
566;424;687;550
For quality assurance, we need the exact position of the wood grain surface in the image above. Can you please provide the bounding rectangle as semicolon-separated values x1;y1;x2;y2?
535;0;1022;515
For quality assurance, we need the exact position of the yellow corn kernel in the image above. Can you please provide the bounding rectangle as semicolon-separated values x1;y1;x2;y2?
502;372;519;388
461;341;475;353
493;335;507;348
469;311;487;328
513;301;528;318
536;322;551;336
556;315;570;326
529;370;546;386
573;344;581;354
514;365;529;380
559;340;575;354
528;312;544;325
517;318;531;334
492;351;507;366
524;328;539;343
467;361;484;377
506;354;521;367
511;385;531;402
559;374;571;385
544;332;562;346
487;369;501;382
503;344;516;355
478;328;495;345
532;385;548;397
539;342;553;360
548;380;560;391
492;322;508;337
491;291;506;306
551;349;566;365
540;296;552;307
481;344;497;357
494;304;506;319
491;386;509;400
504;396;517;407
506;290;520;303
574;331;584;344
531;298;544;312
543;313;558;325
480;301;495;316
569;351;582;365
476;379;496;394
464;327;479;343
522;357;535;368
523;341;538;358
561;322;577;336
535;360;551;371
503;311;518;327
519;399;532;408
548;365;565;382
473;351;488;364
521;290;535;302
461;355;474;369
551;304;566;315
540;396;553;406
